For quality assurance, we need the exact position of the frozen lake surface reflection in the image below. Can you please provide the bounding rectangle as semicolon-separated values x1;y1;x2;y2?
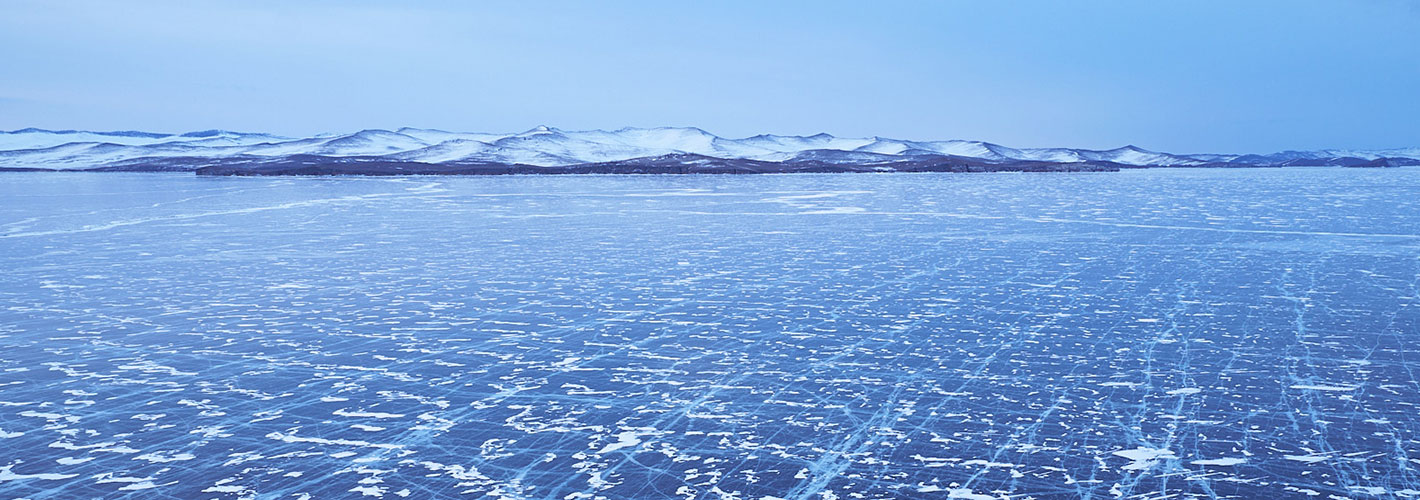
2;169;1419;498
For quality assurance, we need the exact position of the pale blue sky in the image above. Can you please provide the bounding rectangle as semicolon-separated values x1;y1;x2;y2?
2;0;1417;153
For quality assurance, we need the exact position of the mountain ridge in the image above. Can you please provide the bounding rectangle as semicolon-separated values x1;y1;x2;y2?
2;127;1417;175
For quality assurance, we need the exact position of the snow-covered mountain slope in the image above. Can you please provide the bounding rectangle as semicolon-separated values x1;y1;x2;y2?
1;127;1416;171
0;128;287;151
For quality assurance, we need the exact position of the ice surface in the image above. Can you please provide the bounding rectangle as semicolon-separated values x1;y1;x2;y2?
1;167;1419;498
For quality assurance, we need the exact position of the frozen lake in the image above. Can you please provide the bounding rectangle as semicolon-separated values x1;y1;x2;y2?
1;168;1419;499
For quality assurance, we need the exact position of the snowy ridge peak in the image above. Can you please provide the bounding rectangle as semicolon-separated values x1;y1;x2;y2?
0;126;1417;171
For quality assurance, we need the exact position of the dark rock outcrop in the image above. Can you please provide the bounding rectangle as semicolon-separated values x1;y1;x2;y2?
188;153;1120;176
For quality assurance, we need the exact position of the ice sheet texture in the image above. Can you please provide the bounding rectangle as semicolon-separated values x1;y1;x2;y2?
1;168;1419;499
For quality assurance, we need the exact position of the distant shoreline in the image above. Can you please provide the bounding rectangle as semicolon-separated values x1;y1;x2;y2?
1;158;1408;176
0;153;1121;176
5;128;1419;175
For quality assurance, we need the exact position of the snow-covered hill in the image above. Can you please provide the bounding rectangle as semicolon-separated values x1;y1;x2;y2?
0;126;1416;171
